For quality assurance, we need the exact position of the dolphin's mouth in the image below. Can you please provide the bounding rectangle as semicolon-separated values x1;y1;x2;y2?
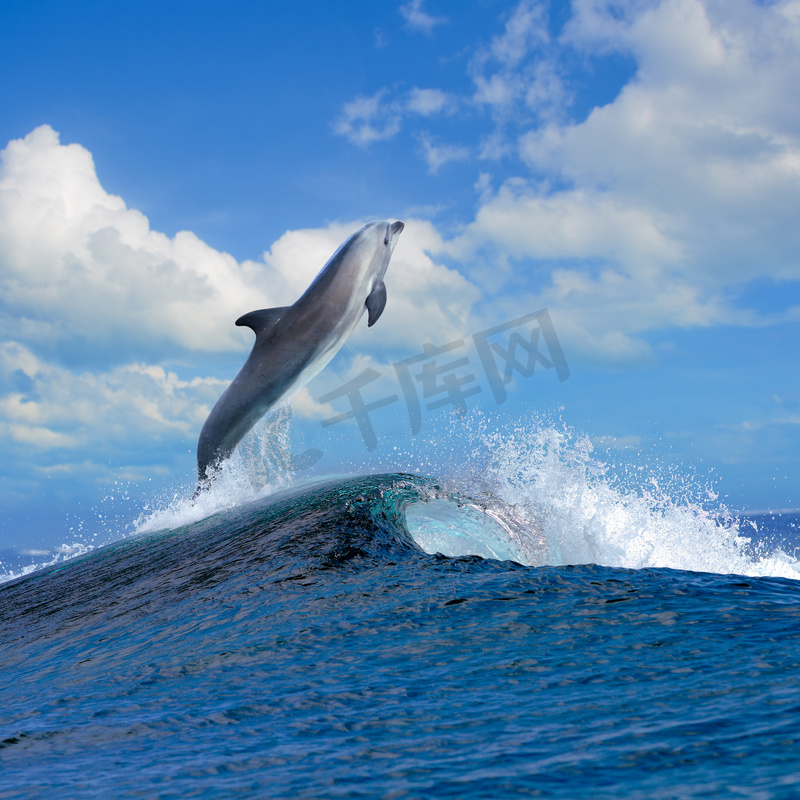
386;220;404;246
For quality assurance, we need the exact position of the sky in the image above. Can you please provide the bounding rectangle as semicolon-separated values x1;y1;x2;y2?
1;0;799;552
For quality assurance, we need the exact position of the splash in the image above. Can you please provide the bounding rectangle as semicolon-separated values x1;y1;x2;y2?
464;418;800;579
7;405;796;585
134;408;800;580
133;407;301;534
0;542;92;584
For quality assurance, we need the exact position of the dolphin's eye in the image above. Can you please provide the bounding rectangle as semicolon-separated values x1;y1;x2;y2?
384;237;389;245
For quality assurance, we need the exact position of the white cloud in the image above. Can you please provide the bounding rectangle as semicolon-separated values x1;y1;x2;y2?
336;2;565;165
470;0;566;122
523;0;800;286
8;423;77;449
449;180;681;268
405;88;454;116
331;90;403;146
332;87;457;146
6;0;799;482
489;0;550;67
290;386;337;421
440;0;800;362
0;126;275;359
0;340;223;453
335;0;800;352
417;134;470;174
399;0;447;35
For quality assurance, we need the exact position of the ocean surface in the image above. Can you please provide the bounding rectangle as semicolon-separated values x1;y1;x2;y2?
2;422;800;799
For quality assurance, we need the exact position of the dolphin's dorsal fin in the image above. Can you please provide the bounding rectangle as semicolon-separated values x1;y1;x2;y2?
235;307;289;337
365;280;387;327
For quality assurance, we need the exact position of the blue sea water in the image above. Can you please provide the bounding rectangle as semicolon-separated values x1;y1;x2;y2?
2;422;800;799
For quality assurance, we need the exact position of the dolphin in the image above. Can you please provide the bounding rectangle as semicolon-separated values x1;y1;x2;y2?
196;219;405;491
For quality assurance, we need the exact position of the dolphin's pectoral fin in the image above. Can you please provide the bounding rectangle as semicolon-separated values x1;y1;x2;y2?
235;307;290;337
365;280;387;327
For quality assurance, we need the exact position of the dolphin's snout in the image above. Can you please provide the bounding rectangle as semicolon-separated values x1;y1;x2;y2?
384;220;404;247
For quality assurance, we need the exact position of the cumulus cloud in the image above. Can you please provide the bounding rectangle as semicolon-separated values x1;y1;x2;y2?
417;134;471;174
336;1;564;161
0;126;275;361
0;126;476;359
470;0;566;124
0;126;479;474
430;0;800;363
496;0;800;336
332;87;458;146
405;88;454;117
6;0;799;490
331;91;403;146
399;0;447;35
521;0;800;286
0;340;222;454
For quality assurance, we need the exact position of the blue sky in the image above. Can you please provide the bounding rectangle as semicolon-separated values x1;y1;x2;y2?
1;0;799;551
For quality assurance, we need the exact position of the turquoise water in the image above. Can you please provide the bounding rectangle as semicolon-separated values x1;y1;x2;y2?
2;472;800;799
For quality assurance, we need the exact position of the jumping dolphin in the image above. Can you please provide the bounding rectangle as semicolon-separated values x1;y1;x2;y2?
196;220;405;491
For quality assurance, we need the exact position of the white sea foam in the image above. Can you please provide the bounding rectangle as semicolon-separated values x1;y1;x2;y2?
0;542;92;585
460;418;800;579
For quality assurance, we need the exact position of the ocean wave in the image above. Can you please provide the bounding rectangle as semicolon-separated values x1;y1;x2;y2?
3;416;799;588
